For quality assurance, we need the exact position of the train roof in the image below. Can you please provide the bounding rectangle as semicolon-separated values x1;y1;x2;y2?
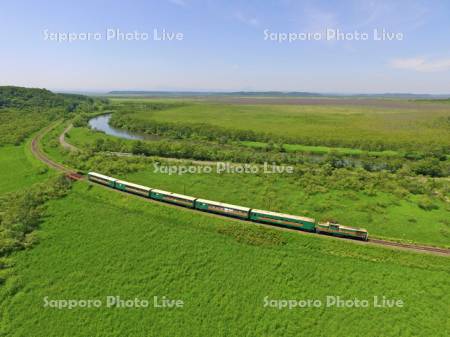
339;225;368;232
251;209;315;223
151;189;197;201
116;180;151;192
318;222;368;232
88;172;117;181
195;198;251;212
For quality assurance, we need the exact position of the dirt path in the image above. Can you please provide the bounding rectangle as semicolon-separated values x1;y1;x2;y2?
32;121;74;173
31;122;450;257
59;124;78;152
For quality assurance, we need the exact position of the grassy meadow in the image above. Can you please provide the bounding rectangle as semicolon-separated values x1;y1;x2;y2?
0;141;54;195
109;99;450;152
1;182;449;337
1;90;449;337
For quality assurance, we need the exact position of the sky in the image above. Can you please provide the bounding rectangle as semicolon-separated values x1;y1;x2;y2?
0;0;449;94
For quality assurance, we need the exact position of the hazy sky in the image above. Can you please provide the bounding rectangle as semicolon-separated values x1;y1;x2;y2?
1;0;449;93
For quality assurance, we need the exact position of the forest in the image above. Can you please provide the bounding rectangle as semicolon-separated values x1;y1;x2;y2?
0;86;106;145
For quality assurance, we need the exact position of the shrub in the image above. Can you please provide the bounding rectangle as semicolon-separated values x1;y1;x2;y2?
0;175;72;256
417;197;439;211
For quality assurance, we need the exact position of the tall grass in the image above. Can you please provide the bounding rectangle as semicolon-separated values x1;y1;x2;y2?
1;183;448;337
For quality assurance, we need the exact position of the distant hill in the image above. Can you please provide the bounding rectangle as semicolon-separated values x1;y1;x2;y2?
349;93;439;99
107;90;450;99
107;91;324;97
0;86;94;111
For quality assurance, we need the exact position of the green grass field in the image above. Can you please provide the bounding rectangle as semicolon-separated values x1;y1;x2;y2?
1;182;449;337
2;91;448;337
66;126;116;148
0;142;53;195
112;99;450;152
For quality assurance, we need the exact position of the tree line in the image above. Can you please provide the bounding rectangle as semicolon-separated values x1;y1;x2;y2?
85;136;449;177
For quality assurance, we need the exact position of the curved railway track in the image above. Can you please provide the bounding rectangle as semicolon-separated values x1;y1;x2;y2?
31;122;84;180
30;122;450;256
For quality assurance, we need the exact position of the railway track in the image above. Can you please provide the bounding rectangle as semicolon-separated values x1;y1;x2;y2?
31;121;84;180
368;238;450;255
30;122;450;257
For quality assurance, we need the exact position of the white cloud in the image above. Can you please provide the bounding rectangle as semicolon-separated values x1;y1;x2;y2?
168;0;186;7
390;57;450;72
233;11;259;27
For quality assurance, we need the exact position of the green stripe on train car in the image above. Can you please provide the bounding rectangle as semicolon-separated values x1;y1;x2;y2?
150;191;165;200
194;201;209;210
114;182;126;190
333;232;366;240
249;212;316;232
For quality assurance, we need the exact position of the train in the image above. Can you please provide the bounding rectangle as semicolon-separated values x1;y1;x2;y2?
88;172;369;241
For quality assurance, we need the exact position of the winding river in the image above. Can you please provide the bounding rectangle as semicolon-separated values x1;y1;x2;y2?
88;114;156;141
88;114;370;168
